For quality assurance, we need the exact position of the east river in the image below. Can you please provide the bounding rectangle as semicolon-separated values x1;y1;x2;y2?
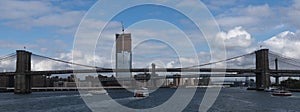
1;87;300;112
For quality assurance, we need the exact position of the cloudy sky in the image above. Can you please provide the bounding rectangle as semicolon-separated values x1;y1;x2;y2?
0;0;300;73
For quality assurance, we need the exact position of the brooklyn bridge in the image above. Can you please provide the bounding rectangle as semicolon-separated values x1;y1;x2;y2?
1;48;300;94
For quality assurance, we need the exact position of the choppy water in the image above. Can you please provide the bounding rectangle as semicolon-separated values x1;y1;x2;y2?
0;88;300;112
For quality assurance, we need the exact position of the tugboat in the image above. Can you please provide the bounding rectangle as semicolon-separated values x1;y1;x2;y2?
134;87;149;97
272;90;292;96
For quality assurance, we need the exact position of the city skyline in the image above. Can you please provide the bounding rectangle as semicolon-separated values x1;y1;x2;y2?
1;1;300;111
0;0;300;72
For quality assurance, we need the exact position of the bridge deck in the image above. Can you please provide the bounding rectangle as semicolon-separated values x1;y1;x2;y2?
1;68;300;77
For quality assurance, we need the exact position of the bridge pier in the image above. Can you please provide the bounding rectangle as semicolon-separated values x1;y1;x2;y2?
14;50;32;94
275;76;280;85
274;58;280;85
255;49;270;90
151;63;157;88
173;74;180;86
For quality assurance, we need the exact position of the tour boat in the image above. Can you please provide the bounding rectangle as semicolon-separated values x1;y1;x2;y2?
134;87;149;97
272;90;292;96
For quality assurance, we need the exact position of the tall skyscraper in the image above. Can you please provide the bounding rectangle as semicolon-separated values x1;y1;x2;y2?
115;33;132;78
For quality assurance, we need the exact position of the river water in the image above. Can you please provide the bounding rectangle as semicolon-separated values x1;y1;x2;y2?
0;88;299;112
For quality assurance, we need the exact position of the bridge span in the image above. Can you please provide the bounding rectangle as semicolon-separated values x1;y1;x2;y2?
1;49;300;94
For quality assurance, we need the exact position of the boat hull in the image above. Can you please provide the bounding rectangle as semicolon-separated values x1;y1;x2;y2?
134;92;149;97
272;90;292;96
272;93;292;96
134;87;149;97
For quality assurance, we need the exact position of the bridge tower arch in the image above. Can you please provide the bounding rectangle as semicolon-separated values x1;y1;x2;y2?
14;50;32;94
255;49;270;90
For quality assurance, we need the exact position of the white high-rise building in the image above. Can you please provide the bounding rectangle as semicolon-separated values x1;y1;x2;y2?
115;33;132;78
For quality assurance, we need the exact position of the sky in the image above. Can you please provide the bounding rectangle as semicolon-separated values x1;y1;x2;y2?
0;0;300;77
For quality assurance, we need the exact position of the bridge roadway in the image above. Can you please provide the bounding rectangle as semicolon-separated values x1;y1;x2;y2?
0;68;251;75
1;68;300;78
95;74;300;82
0;68;300;76
0;68;252;75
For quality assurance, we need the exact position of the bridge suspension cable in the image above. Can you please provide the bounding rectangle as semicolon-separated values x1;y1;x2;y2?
269;51;300;65
31;53;103;69
0;53;16;62
268;50;300;69
183;52;255;68
269;51;300;62
277;59;300;68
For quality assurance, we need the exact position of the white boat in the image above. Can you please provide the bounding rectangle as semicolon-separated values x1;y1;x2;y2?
264;87;278;92
134;87;149;97
272;90;292;96
88;90;108;95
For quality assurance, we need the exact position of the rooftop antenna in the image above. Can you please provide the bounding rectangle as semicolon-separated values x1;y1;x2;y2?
121;21;125;34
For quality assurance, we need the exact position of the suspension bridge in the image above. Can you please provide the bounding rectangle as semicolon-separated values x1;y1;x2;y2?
1;49;300;94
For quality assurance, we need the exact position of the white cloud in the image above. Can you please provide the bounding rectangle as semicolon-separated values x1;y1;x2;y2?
32;60;66;71
262;30;300;59
60;50;113;68
166;61;176;68
214;1;300;38
217;26;253;48
0;59;15;72
215;4;282;33
213;0;300;32
31;49;113;71
0;40;35;50
208;0;236;6
259;30;300;70
74;19;121;51
203;0;236;11
0;0;85;33
217;16;258;28
176;0;203;8
242;4;272;17
286;0;300;29
0;38;70;57
31;11;84;27
0;0;54;20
